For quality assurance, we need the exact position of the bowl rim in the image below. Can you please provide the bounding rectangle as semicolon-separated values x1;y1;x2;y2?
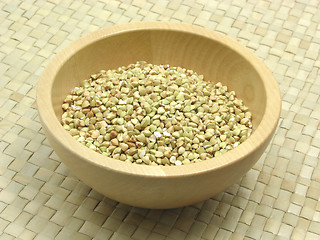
37;21;281;178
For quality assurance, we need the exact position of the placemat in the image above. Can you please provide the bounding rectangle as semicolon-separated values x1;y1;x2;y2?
0;0;319;239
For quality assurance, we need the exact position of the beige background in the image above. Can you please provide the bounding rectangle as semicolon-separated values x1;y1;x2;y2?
0;0;319;239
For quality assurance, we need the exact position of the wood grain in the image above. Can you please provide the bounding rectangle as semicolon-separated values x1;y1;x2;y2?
37;22;281;209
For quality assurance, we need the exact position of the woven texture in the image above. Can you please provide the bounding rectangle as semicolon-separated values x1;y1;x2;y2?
1;0;320;239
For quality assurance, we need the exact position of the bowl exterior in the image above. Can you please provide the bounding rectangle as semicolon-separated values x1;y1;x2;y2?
41;121;275;209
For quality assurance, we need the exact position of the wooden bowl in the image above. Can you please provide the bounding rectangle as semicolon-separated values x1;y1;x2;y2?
37;22;281;209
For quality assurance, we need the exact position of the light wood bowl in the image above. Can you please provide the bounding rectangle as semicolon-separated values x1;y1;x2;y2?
37;22;281;209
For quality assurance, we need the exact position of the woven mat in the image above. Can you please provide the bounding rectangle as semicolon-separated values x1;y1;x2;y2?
1;0;320;239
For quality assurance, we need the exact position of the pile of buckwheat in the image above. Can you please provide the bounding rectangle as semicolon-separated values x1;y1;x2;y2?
61;61;252;166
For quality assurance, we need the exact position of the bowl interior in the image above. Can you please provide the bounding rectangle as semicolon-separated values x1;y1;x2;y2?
51;28;266;129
